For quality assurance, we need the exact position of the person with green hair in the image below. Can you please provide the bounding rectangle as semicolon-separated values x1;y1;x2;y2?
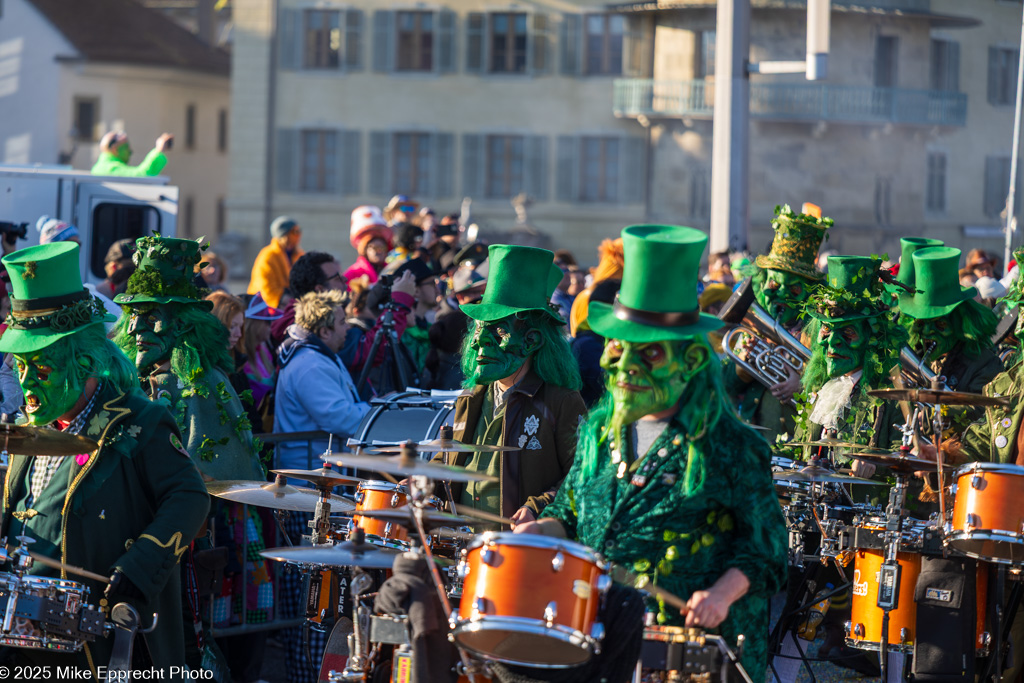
0;241;209;678
516;225;787;683
430;244;586;526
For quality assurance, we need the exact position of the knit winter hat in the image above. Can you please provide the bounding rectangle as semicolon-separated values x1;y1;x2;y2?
35;216;80;244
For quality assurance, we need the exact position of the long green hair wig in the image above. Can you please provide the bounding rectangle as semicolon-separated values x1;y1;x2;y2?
902;299;999;360
61;323;140;395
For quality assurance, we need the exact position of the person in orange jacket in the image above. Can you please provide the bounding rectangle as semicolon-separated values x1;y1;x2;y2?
248;216;304;308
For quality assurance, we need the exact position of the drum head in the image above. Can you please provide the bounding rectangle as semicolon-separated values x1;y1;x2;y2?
453;622;594;668
356;392;454;456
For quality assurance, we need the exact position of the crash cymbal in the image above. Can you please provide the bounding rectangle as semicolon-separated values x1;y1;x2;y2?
845;451;955;474
0;423;99;457
772;465;885;486
453;504;514;527
354;506;477;531
361;438;520;455
271;468;365;489
783;439;890;452
207;476;356;512
321;451;498;483
261;540;400;569
868;388;1009;407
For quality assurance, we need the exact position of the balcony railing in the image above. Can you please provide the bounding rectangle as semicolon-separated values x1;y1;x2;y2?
775;0;931;11
612;79;967;127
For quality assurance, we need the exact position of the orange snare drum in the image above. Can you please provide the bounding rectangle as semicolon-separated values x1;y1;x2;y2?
452;532;610;668
354;481;410;547
947;462;1024;565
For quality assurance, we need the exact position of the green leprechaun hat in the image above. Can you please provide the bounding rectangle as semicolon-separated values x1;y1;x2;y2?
899;246;977;320
114;235;212;310
461;244;564;323
805;255;889;323
894;237;944;289
0;242;115;354
588;225;723;342
755;204;830;281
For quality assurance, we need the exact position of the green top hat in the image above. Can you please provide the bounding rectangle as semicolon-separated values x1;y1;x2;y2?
899;246;977;320
755;204;829;281
114;236;213;310
0;242;115;354
588;225;723;343
805;255;889;323
460;244;563;323
895;237;944;288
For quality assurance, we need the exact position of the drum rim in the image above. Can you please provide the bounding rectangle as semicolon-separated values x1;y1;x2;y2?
944;529;1024;565
357;481;408;494
953;461;1024;477
845;636;914;654
466;532;605;566
8;575;87;590
451;616;598;668
0;634;85;651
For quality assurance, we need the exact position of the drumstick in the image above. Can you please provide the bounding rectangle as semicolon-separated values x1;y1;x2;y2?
452;504;513;527
609;564;689;616
28;551;111;584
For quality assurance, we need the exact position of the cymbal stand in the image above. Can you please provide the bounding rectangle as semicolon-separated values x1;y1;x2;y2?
876;466;912;682
929;383;949;535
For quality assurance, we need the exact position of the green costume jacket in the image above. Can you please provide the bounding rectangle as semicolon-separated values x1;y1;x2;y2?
90;149;167;177
1;384;210;676
147;366;264;481
723;360;797;444
959;359;1024;464
434;371;586;518
541;415;788;680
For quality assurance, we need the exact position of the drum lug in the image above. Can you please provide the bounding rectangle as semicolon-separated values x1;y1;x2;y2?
543;601;557;627
843;620;851;636
852;622;864;638
355;491;364;504
899;628;910;645
457;562;470;580
551;551;565;572
384;522;394;538
596;574;612;593
967;514;979;531
391;493;402;507
972;476;985;490
949;483;957;497
590;622;605;641
481;549;497;566
472;598;487;618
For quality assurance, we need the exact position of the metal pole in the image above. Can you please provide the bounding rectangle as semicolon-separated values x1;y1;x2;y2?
710;0;751;253
1004;4;1024;271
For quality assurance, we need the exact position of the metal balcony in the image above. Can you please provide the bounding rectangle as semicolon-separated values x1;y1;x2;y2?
612;79;967;127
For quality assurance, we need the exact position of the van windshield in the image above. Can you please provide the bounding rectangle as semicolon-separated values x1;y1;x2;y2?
90;203;160;279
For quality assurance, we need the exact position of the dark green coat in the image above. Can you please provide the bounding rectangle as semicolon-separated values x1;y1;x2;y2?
723;360;797;444
1;384;210;678
924;345;1004;438
434;372;586;518
541;415;788;680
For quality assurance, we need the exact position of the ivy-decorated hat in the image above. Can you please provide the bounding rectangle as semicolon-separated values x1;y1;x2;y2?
0;242;115;354
460;244;564;323
894;237;944;289
589;225;723;342
114;235;213;310
899;246;977;320
755;204;830;281
805;255;890;323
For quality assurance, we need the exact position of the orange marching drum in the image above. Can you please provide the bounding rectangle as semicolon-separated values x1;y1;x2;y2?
946;462;1024;566
451;532;611;668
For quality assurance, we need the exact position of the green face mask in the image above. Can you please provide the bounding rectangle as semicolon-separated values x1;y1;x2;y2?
907;316;956;363
468;315;542;385
755;269;810;328
126;306;177;372
116;142;132;163
600;339;707;434
14;344;84;426
819;320;869;378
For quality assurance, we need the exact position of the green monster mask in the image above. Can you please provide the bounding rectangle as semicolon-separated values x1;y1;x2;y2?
755;268;811;328
467;315;543;385
600;339;709;435
126;306;178;372
116;141;132;163
819;320;869;379
907;316;956;364
14;343;86;426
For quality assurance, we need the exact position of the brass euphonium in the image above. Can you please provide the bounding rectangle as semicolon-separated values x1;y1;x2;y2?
899;344;946;390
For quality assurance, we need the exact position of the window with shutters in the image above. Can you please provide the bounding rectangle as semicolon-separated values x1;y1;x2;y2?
689;169;710;218
874;36;898;88
394;133;432;196
305;10;340;69
396;11;434;71
926;151;947;214
698;31;716;78
490;13;528;73
584;15;624;76
579;137;620;202
486;135;525;198
73;97;99;141
301;130;337;192
984;156;1012;218
989;47;1019;105
929;39;959;92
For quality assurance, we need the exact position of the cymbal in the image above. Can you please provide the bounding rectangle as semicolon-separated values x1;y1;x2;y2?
272;468;365;489
321;452;498;483
845;451;955;474
207;477;357;512
0;423;99;457
868;388;1009;407
783;439;890;452
261;540;400;569
355;506;478;531
453;504;514;527
772;465;885;486
361;438;520;455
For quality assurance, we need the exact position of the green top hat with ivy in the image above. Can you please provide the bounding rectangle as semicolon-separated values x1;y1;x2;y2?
588;224;723;342
894;237;944;289
0;242;115;354
755;204;830;281
899;246;977;320
114;235;213;310
805;255;889;323
460;244;564;323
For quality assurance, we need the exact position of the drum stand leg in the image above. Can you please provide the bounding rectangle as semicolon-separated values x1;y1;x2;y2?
877;468;910;683
767;561;824;683
980;567;1023;682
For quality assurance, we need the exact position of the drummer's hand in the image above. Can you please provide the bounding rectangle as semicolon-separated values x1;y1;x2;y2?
513;520;545;535
851;460;876;479
510;506;536;528
769;366;802;402
685;590;730;629
915;443;938;462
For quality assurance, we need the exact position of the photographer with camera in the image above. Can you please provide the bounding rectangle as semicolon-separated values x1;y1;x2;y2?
0;221;28;257
91;130;174;177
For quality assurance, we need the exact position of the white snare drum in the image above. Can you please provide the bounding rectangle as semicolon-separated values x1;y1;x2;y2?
0;573;105;651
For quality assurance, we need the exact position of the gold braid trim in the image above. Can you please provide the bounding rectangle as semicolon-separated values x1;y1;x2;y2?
136;531;189;560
